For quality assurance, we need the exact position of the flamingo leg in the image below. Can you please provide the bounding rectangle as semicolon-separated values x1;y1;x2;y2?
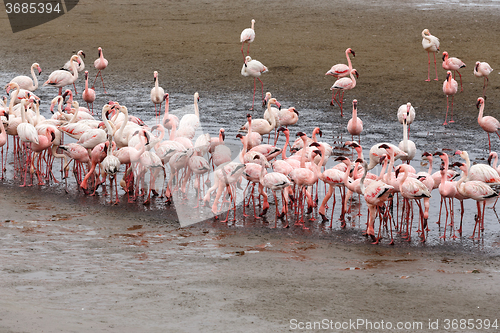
449;95;455;123
433;52;438;81
444;95;449;126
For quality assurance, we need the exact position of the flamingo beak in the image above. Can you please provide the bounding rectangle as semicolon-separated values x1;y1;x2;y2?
351;50;356;57
81;52;86;58
293;108;299;116
476;100;481;109
221;132;225;141
275;101;281;110
37;66;42;75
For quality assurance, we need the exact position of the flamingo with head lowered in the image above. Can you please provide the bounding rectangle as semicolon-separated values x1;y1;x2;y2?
422;28;440;81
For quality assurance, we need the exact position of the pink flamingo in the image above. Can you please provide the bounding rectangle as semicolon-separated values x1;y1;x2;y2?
161;93;179;134
254;155;292;227
397;102;415;137
82;71;96;114
43;55;80;95
326;48;355;104
240;19;255;63
442;51;466;92
433;152;458;239
0;110;8;179
101;136;121;204
454;162;498;240
93;47;108;93
443;51;466;91
151;71;165;121
63;50;85;94
347;99;363;141
358;159;394;244
474;61;493;97
442;70;458;125
241;56;268;111
10;63;42;92
81;141;108;194
330;67;358;117
288;133;320;228
422;29;440;81
476;97;500;152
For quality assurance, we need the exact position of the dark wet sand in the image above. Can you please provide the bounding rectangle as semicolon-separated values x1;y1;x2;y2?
2;0;500;332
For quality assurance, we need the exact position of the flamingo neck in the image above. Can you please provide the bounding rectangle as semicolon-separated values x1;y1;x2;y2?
169;120;177;140
300;137;307;168
267;101;276;128
427;156;433;175
352;106;357;125
194;96;199;119
282;131;289;160
478;102;484;123
31;64;38;90
8;84;20;116
346;49;352;71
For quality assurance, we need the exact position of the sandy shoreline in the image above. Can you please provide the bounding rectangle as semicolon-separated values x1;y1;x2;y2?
2;0;500;332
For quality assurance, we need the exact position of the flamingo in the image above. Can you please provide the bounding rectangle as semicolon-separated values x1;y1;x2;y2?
433;152;459;239
101;136;121;204
397;102;415;137
474;61;493;97
240;19;255;62
93;47;108;93
443;70;458;125
455;150;500;184
330;69;358;117
151;71;165;121
63;50;85;94
241;56;268;111
82;71;96;114
395;163;432;242
398;108;416;163
161;93;179;133
177;92;200;140
422;28;440;81
10;63;42;92
63;50;85;72
0;110;8;178
43;55;80;95
454;161;498;240
358;159;394;244
326;48;355;106
347;99;363;141
254;155;292;227
442;51;466;92
476;97;500;152
240;99;279;137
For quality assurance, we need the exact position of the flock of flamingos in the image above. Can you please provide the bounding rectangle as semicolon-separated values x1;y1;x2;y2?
1;23;500;245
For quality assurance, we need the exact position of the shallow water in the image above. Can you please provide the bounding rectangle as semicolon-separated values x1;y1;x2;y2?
2;69;500;255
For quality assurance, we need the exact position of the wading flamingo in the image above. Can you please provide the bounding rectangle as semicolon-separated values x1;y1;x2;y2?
241;56;268;111
330;69;358;117
443;71;458;125
442;51;466;92
63;50;85;94
422;29;440;81
151;71;165;121
397;102;415;137
347;99;363;141
82;71;96;114
10;63;42;92
93;47;108;93
43;55;80;95
326;48;355;106
476;97;500;152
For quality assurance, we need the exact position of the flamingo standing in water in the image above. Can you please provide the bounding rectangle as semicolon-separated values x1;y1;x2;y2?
240;19;255;63
422;28;440;81
151;71;165;121
43;55;80;95
161;93;179;134
474;61;493;97
397;102;415;137
347;99;363;141
63;50;85;94
93;47;108;93
330;68;358;117
443;70;458;125
10;63;42;92
82;71;96;114
241;56;268;111
476;97;500;152
442;51;466;92
326;48;355;105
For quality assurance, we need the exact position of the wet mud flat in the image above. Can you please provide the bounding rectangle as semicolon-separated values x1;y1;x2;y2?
1;181;500;332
